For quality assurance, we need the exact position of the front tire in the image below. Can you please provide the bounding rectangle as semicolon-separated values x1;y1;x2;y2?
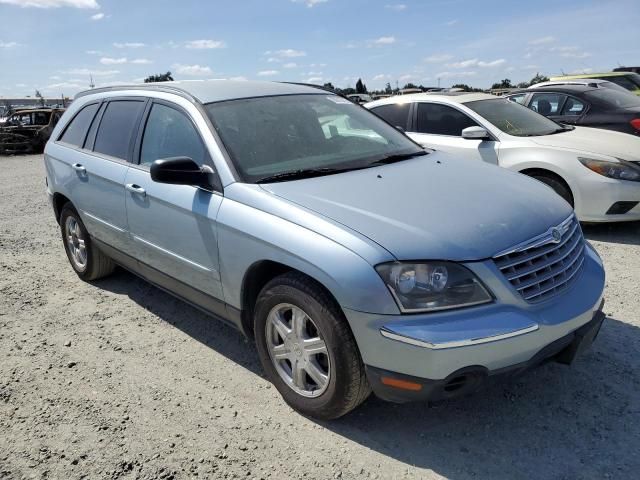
60;203;115;281
254;272;370;420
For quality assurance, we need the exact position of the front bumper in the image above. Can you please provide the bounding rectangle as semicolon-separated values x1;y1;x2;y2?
366;305;605;403
575;176;640;223
343;243;605;399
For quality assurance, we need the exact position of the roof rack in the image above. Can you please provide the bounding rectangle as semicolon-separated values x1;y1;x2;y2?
74;83;199;103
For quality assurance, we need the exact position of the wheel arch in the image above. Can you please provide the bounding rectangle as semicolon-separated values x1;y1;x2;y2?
519;167;575;206
52;192;72;224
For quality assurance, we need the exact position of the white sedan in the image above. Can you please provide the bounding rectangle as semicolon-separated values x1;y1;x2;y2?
365;93;640;222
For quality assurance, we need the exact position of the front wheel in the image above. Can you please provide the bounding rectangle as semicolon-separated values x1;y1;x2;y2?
254;272;370;420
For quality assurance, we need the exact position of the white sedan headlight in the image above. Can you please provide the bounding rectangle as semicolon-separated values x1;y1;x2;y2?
579;157;640;182
376;262;493;313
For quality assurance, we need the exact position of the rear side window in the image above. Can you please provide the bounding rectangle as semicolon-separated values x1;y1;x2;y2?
94;100;145;160
370;103;411;130
416;103;478;136
140;103;205;167
530;93;566;116
59;103;100;147
561;97;586;116
602;75;638;91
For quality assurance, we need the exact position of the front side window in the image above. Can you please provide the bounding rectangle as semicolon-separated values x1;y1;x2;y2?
206;94;423;183
59;103;100;147
530;93;566;116
466;99;564;137
415;102;478;136
33;112;51;126
140;103;205;167
93;100;145;160
370;103;411;130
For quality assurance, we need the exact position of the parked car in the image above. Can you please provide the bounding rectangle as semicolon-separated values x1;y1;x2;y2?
506;84;640;136
550;72;640;96
346;93;372;104
45;81;606;419
366;93;640;222
0;107;64;154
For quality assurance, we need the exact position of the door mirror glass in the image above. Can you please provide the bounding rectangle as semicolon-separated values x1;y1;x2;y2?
150;157;215;189
461;126;490;140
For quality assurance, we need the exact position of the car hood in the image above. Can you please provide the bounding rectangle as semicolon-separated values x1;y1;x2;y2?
529;126;640;159
260;152;572;261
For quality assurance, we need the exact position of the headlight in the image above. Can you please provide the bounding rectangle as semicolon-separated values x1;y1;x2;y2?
375;261;493;313
578;157;640;182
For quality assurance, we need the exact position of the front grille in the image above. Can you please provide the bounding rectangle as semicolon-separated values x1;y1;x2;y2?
493;215;585;303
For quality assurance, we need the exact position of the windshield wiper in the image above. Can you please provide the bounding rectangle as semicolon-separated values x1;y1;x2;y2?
257;167;349;183
368;150;428;166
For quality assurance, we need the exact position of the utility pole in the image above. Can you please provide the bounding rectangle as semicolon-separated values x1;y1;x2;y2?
89;74;95;89
437;77;441;88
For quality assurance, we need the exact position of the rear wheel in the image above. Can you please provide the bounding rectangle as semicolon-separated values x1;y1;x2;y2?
254;272;370;419
528;173;574;207
60;204;115;281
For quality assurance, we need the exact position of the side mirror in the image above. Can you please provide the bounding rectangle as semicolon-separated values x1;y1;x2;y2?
461;126;490;140
150;157;215;190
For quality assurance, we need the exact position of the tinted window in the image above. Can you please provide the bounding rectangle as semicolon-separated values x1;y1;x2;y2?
94;100;145;160
416;103;478;136
508;94;526;105
140;103;205;166
370;103;410;130
59;103;100;147
466;99;562;137
530;93;566;116
560;97;586;116
585;89;640;108
602;75;639;91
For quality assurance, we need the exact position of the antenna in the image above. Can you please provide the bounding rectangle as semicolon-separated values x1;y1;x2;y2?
89;74;95;89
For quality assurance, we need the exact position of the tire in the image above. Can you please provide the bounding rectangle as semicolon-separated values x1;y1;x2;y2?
59;203;115;281
529;173;574;207
254;272;370;420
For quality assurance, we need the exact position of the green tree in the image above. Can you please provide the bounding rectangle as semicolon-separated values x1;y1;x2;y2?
35;89;45;107
384;82;392;94
529;72;549;86
355;78;367;94
491;78;513;89
322;82;335;91
402;83;419;90
144;71;174;83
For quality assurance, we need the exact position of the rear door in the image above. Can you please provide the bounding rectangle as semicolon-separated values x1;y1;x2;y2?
57;98;146;254
124;99;225;301
408;102;499;164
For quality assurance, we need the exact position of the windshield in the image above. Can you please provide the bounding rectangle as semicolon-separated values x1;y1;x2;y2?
205;94;424;183
585;89;640;109
465;98;563;137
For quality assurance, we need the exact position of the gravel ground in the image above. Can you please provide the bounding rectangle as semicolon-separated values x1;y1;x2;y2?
1;154;639;480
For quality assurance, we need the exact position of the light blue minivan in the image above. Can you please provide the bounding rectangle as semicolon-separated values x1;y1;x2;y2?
45;80;606;419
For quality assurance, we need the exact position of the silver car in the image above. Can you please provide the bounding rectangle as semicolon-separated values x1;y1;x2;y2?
44;81;606;419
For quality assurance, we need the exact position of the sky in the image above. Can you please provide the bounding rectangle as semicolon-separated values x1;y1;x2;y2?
1;0;639;98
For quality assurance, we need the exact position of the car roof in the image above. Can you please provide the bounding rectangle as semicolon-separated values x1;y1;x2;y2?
551;72;632;79
75;79;326;104
516;85;598;94
365;92;495;108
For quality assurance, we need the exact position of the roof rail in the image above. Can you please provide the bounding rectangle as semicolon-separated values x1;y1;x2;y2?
74;83;199;103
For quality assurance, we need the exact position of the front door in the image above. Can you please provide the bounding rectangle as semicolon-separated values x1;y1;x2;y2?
124;101;224;300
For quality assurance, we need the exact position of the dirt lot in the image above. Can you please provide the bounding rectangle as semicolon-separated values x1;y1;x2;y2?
1;154;639;480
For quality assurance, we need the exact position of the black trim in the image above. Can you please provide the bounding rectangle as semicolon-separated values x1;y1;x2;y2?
366;302;605;404
92;238;241;332
605;201;639;215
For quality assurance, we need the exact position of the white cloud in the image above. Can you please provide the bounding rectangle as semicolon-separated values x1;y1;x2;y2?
560;51;591;59
0;41;20;48
173;64;213;76
266;49;306;58
100;57;127;65
373;74;390;81
436;71;477;79
49;75;61;80
478;58;506;67
130;58;152;64
185;39;226;49
63;68;119;76
283;62;297;69
399;74;415;82
306;77;323;83
113;42;145;48
290;0;327;7
384;4;406;11
44;81;84;90
445;19;458;26
372;36;396;45
424;54;452;63
90;12;103;20
229;76;248;81
310;63;327;67
0;0;99;8
447;58;478;68
86;49;102;55
528;36;555;45
258;70;279;76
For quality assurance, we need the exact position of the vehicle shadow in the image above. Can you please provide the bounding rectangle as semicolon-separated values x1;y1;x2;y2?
582;220;640;246
96;270;640;479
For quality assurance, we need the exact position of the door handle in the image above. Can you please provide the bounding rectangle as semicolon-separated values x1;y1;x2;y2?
126;183;146;196
71;163;86;173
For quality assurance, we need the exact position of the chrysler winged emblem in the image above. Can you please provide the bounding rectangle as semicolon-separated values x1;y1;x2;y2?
551;227;562;243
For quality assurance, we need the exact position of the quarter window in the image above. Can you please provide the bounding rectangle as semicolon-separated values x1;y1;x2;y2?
415;103;478;136
370;103;411;130
561;97;586;116
59;103;100;147
140;103;206;167
93;100;145;160
509;94;526;105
